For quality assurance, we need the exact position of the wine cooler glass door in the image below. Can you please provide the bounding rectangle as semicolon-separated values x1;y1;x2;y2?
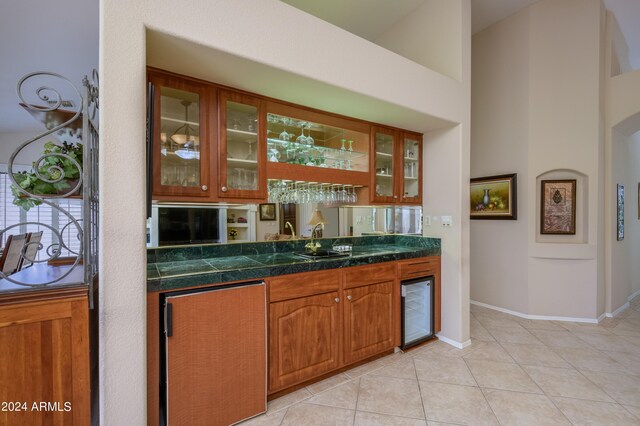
401;276;434;349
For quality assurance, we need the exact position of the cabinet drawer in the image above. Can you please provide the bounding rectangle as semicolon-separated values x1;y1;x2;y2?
399;257;440;280
269;270;340;302
343;263;396;289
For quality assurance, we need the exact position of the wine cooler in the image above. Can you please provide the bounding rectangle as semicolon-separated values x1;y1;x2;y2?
401;276;435;349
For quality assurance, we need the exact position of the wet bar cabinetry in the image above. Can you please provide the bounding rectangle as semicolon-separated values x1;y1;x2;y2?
218;91;267;201
371;126;423;205
148;68;422;203
149;70;215;200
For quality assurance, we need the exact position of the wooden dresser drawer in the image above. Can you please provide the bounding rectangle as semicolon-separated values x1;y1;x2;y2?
343;263;396;289
269;270;340;302
399;257;440;280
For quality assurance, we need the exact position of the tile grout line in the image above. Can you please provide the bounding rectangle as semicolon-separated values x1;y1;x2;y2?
353;377;362;424
516;355;576;425
461;354;504;425
412;356;430;423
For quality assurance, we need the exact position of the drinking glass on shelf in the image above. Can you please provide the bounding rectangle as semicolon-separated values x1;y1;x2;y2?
246;139;256;160
280;118;291;141
296;123;308;144
306;124;314;146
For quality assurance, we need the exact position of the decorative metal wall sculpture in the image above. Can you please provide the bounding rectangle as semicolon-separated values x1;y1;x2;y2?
0;71;99;308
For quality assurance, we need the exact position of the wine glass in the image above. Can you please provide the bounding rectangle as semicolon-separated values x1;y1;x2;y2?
279;118;291;141
306;124;314;146
296;122;307;144
245;139;256;160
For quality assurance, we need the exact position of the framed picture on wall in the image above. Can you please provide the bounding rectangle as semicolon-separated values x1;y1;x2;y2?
470;173;517;220
541;179;577;235
617;184;624;241
259;203;276;221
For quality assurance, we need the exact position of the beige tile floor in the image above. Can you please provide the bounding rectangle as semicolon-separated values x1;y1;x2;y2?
241;295;640;425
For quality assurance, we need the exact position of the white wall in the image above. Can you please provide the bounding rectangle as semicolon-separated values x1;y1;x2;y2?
470;9;529;314
101;0;471;422
375;0;462;81
0;131;49;167
527;0;604;319
629;132;640;297
471;0;606;319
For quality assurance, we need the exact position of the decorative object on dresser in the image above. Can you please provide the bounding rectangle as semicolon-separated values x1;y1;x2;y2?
470;173;517;220
540;179;576;235
617;184;624;241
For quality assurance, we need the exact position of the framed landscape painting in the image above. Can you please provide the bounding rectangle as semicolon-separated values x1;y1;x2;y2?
540;179;576;235
470;173;517;220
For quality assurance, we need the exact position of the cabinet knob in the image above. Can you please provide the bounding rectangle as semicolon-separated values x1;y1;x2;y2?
347;295;352;301
394;195;398;199
221;186;228;192
335;297;340;303
201;185;208;191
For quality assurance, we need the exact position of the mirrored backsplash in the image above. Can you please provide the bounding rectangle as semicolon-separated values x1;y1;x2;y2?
147;203;422;248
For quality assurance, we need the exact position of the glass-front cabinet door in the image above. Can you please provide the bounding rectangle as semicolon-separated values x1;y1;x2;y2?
371;127;397;203
401;133;422;204
219;91;266;199
150;72;212;198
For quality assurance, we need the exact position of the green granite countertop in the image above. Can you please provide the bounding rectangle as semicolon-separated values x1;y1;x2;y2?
147;235;440;292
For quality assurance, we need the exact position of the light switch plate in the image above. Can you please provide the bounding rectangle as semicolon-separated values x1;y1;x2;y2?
424;216;431;226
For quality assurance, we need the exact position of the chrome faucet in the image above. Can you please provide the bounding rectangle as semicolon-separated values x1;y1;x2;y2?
305;223;323;253
285;221;296;238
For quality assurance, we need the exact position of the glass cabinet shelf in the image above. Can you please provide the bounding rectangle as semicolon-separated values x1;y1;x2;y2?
267;138;366;168
266;113;369;172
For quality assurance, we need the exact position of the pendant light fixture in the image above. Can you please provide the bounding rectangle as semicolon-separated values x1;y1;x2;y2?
172;100;200;160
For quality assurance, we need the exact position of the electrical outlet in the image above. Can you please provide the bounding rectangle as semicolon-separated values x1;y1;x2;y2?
441;216;452;227
424;216;431;226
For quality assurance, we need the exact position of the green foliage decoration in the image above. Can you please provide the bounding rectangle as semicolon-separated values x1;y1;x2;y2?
11;141;83;211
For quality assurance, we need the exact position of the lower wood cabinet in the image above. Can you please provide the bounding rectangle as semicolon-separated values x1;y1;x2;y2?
268;291;341;392
0;288;90;425
343;281;395;365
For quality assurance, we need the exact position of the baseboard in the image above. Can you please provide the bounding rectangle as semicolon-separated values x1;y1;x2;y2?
629;288;640;302
437;334;471;349
470;300;600;324
605;302;630;318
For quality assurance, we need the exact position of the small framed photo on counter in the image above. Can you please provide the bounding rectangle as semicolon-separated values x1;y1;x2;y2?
541;179;576;235
259;203;276;221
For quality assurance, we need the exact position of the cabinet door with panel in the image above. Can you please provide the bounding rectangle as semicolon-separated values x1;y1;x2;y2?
400;132;422;204
269;291;341;392
371;126;399;204
149;71;214;199
219;90;267;200
0;291;90;425
343;281;395;365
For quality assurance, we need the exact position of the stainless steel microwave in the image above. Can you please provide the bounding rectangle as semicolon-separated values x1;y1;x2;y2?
147;204;227;247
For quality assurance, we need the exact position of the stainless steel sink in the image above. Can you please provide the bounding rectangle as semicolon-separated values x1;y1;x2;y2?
294;250;349;260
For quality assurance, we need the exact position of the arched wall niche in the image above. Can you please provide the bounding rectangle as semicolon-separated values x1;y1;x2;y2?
535;169;589;245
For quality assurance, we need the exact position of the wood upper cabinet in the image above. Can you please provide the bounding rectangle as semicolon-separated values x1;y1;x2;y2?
371;126;399;204
268;291;341;392
0;290;90;425
149;70;215;200
400;132;422;205
343;281;395;364
370;126;422;205
218;90;267;201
